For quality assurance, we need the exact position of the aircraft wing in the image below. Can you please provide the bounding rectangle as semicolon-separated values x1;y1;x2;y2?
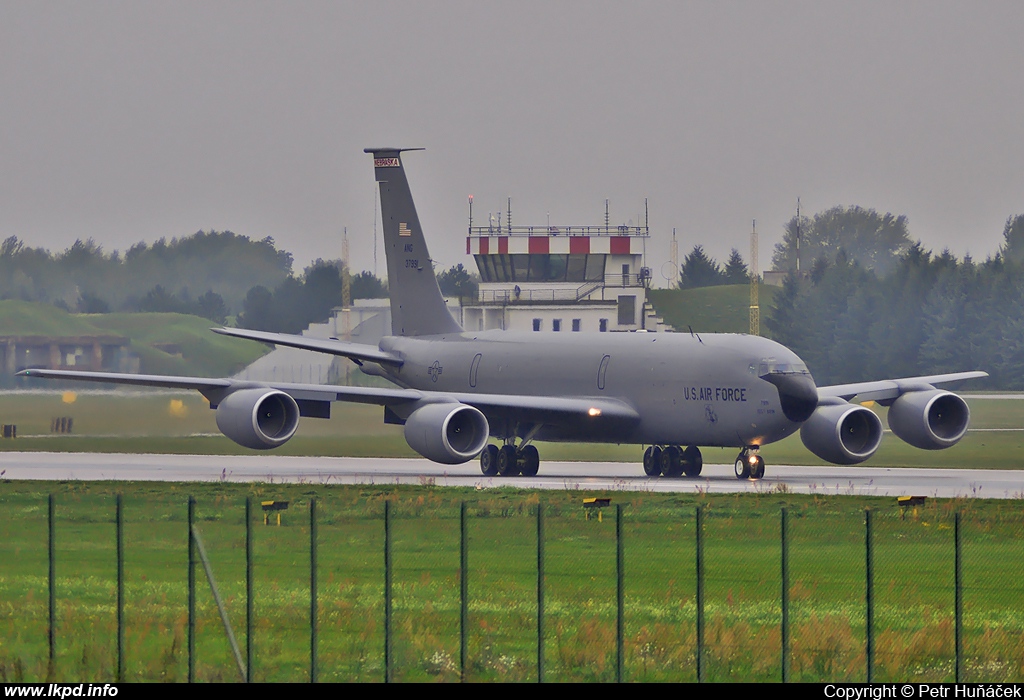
15;369;638;425
210;327;404;366
817;371;988;403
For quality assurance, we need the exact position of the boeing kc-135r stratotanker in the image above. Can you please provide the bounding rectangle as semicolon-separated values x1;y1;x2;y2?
19;149;987;479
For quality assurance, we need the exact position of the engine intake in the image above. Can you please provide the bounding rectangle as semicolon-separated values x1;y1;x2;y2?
404;402;490;464
216;388;300;450
888;389;970;450
800;402;883;465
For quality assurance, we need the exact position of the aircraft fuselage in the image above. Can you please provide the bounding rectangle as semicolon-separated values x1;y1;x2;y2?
379;330;811;448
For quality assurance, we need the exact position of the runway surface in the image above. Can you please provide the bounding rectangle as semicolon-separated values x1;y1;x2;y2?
2;452;1023;499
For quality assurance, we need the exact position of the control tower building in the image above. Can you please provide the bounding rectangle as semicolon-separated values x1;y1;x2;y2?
461;206;670;333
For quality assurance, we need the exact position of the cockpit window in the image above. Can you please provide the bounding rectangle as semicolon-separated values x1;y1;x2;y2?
758;358;810;377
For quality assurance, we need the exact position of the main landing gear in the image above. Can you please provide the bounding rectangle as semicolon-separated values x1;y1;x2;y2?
734;448;765;480
480;442;540;477
642;445;703;478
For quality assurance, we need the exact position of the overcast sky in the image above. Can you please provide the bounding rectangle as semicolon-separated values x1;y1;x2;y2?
2;1;1021;284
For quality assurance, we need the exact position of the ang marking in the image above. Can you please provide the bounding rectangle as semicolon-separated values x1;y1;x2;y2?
428;361;443;382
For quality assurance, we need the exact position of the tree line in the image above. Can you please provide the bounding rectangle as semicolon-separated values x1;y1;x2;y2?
765;213;1024;389
0;229;478;329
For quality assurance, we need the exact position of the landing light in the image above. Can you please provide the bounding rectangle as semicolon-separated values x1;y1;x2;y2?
588;408;601;417
748;455;758;465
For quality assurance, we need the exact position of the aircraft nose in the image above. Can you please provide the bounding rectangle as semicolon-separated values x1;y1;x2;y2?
762;372;819;423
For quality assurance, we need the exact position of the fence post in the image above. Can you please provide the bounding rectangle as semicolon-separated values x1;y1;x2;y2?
384;499;393;683
696;505;705;683
865;508;874;683
188;496;196;684
537;504;545;683
781;507;789;683
246;497;254;683
955;511;963;682
116;494;124;682
48;494;55;677
460;501;468;682
616;503;624;683
310;498;318;683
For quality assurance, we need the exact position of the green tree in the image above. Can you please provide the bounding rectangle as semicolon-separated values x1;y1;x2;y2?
678;245;724;289
437;264;479;299
1000;214;1024;264
772;206;912;277
351;270;388;299
722;249;749;285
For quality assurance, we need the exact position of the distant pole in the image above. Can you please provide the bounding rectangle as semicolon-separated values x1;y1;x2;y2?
246;497;254;683
116;494;124;682
750;219;759;336
696;506;705;683
188;497;196;683
310;498;318;683
795;197;801;275
384;500;393;683
955;512;963;682
781;507;790;683
48;494;55;675
616;504;624;683
865;509;874;683
537;505;545;683
460;501;468;682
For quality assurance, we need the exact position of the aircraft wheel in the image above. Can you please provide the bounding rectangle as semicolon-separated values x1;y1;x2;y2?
683;445;703;477
750;455;765;480
734;454;751;479
519;445;540;476
497;445;519;476
661;445;683;477
480;444;499;476
643;446;662;476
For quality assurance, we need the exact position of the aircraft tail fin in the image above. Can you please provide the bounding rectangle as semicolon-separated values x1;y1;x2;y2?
365;148;463;337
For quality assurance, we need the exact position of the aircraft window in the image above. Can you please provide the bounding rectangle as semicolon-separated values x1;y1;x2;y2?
470;353;482;387
758;358;810;376
598;354;610;390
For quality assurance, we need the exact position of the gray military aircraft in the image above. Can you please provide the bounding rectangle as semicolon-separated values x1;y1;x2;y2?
18;148;987;479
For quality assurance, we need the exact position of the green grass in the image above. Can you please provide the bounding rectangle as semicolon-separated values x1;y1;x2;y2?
0;482;1022;682
1;300;267;377
648;284;779;334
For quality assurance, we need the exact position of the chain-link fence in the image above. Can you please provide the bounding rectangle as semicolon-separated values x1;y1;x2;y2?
0;493;1022;682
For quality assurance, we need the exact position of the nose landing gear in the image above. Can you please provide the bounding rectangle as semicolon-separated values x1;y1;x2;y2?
734;448;765;480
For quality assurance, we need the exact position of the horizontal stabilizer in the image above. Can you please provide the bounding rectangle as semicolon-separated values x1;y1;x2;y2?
211;327;403;366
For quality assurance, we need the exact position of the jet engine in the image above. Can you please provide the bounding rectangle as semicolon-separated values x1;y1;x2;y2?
215;388;300;450
800;402;884;465
404;402;490;464
887;389;970;450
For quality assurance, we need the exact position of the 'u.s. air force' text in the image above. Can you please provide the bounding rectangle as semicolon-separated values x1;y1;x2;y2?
684;386;747;402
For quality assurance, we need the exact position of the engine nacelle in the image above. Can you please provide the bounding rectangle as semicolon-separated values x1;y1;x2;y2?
800;402;883;465
888;389;970;450
404;402;490;465
215;388;300;450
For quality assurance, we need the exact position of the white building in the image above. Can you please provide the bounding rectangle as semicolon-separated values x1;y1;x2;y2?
462;223;670;333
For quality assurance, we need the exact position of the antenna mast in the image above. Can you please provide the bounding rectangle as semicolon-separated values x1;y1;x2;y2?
341;227;351;383
750;219;759;336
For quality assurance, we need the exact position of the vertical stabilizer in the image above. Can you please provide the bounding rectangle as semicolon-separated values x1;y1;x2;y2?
365;148;463;337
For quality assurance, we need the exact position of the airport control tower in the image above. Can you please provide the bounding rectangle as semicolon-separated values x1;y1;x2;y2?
461;204;670;333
